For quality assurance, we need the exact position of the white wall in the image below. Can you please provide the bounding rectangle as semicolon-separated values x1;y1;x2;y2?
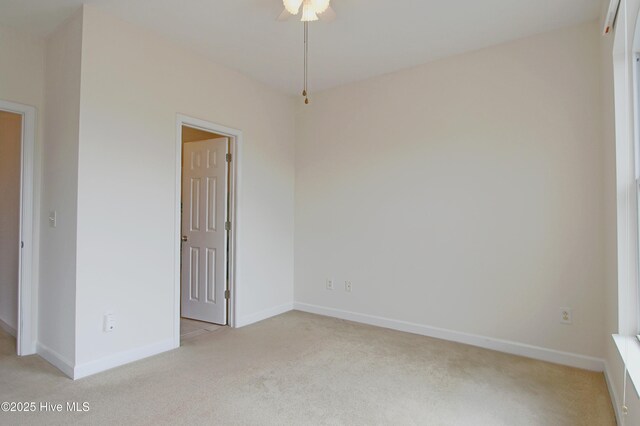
38;11;83;367
295;21;606;360
0;111;22;333
0;23;45;345
73;5;295;369
0;25;45;113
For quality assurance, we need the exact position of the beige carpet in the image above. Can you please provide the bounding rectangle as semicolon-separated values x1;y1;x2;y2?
0;311;614;425
180;318;224;340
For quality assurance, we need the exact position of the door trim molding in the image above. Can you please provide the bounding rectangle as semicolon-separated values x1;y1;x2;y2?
174;114;241;347
0;99;37;356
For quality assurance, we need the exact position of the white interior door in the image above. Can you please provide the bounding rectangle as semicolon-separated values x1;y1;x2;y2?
181;137;228;324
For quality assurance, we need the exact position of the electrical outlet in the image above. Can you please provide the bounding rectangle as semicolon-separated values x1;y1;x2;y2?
560;307;572;324
103;312;116;332
345;281;352;292
326;279;334;290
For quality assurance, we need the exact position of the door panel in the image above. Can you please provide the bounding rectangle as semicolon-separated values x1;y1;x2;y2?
181;138;227;324
189;247;199;301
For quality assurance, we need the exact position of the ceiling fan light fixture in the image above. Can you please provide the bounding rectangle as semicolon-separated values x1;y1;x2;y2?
283;0;303;14
311;0;330;14
301;0;319;21
278;0;333;104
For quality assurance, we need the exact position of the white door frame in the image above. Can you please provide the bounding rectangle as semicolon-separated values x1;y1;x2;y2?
0;100;37;356
174;114;241;346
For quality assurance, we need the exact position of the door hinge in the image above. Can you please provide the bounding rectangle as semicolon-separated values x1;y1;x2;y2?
226;153;232;162
224;289;230;299
225;221;231;231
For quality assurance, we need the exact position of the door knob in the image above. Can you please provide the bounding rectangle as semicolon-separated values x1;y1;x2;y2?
181;236;188;242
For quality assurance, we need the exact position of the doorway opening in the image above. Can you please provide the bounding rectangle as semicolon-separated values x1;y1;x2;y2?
175;116;240;345
0;110;22;341
0;100;36;356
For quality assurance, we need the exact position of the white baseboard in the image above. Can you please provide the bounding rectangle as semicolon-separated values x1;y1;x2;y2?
293;302;605;372
236;302;294;328
604;362;623;425
73;338;176;380
36;342;74;379
0;317;16;337
38;302;292;380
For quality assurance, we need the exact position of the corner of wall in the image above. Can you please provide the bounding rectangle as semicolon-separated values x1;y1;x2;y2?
38;6;84;372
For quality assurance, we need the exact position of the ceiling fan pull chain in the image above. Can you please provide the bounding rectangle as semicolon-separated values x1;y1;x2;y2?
303;21;307;97
282;0;327;104
304;21;310;104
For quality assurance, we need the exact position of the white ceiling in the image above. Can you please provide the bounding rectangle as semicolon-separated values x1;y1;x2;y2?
0;0;603;94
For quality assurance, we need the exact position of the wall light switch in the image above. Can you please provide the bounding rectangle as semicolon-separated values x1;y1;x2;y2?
48;210;57;228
